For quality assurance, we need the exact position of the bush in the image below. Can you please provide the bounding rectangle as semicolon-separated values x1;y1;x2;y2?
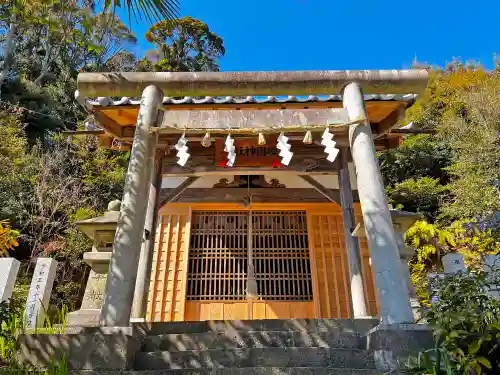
406;264;500;374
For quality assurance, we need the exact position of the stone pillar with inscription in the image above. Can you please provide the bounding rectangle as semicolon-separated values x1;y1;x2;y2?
484;254;500;299
442;253;466;274
25;258;57;328
0;258;20;302
66;201;120;326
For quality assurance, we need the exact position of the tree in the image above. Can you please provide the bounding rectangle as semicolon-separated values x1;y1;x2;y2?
383;65;500;223
0;0;179;314
387;177;449;221
0;0;176;101
142;16;225;72
0;119;127;310
379;134;452;188
378;64;500;313
104;0;179;23
0;3;137;138
438;73;500;221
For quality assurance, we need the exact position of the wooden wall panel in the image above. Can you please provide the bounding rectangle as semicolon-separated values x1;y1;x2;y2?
358;237;379;316
354;206;379;317
308;210;378;318
184;301;314;320
146;206;192;322
253;302;314;319
185;301;250;320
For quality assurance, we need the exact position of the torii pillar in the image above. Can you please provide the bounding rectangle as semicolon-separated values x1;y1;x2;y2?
343;82;414;324
100;85;163;326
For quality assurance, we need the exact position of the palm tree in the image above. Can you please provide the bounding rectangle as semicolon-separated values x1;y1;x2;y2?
113;0;179;22
0;0;179;98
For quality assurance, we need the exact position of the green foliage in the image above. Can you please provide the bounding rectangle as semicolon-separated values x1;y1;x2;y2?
104;0;179;23
404;341;454;375
10;277;30;313
399;67;500;222
380;134;453;221
438;74;500;221
0;299;24;367
0;109;35;223
405;268;500;374
0;4;137;135
0;294;67;371
387;177;449;221
380;66;500;309
2;357;68;375
0;0;220;328
0;111;126;311
404;67;489;130
380;134;452;187
142;16;225;72
0;220;20;255
406;220;500;302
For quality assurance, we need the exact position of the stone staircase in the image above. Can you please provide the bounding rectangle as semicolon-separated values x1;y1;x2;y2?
20;318;430;374
130;319;388;374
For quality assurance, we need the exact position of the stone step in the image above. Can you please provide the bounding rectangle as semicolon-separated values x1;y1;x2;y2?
146;319;379;335
134;348;376;370
142;330;363;352
70;368;388;375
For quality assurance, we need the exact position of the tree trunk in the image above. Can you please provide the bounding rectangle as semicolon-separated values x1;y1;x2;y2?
0;13;17;98
34;38;52;87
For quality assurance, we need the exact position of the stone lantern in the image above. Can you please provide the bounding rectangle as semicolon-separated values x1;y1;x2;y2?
66;200;120;326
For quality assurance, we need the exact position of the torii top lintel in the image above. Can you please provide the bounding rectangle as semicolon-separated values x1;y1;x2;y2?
77;69;429;98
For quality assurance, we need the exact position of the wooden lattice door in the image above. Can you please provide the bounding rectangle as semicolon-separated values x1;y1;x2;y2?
184;210;315;320
187;211;248;302
147;203;378;322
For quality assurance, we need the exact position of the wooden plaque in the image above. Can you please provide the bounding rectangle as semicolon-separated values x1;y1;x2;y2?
215;136;281;167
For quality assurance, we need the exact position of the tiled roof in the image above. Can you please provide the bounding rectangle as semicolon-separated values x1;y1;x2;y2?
77;93;419;109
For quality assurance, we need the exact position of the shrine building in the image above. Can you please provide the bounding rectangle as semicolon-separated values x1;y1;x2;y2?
72;70;428;326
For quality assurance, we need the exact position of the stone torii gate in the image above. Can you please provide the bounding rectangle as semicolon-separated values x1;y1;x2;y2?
76;70;429;327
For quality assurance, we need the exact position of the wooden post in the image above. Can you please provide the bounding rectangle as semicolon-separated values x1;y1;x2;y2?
338;148;369;317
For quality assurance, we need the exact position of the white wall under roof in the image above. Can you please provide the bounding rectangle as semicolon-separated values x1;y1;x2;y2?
161;163;357;190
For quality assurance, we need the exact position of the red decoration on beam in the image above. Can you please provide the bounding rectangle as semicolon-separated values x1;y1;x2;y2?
271;160;282;168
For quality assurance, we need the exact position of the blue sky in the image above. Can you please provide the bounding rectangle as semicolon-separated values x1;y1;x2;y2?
122;0;499;71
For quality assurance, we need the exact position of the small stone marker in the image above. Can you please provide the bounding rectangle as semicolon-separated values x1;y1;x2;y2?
484;254;500;299
442;253;466;274
25;257;57;328
0;258;20;301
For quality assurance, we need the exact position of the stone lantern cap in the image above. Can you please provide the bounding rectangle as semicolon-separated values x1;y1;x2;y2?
76;200;121;239
351;209;423;259
352;209;423;238
352;209;423;237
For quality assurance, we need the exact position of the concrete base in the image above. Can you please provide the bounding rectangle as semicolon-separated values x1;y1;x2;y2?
18;326;143;370
66;309;101;327
365;323;433;370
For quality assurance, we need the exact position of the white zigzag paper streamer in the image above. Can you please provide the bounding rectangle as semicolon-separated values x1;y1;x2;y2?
276;132;293;166
321;128;339;162
175;133;190;166
224;134;236;167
